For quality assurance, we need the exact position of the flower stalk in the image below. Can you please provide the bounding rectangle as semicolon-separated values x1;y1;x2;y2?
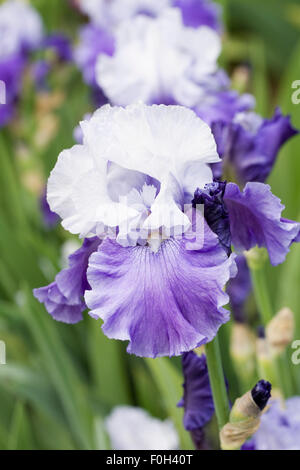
205;334;230;432
246;248;273;325
246;248;295;397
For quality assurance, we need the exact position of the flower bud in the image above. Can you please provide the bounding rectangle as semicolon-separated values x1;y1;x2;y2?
244;247;268;270
266;307;294;355
256;336;278;387
220;380;271;450
230;323;256;390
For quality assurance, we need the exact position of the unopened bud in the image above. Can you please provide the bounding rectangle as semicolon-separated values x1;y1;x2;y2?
230;323;256;389
244;247;268;270
220;380;271;450
256;337;277;387
266;308;294;355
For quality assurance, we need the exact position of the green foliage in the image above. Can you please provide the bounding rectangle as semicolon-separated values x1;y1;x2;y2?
0;0;300;450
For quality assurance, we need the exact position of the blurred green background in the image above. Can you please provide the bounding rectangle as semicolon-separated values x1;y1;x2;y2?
0;0;300;449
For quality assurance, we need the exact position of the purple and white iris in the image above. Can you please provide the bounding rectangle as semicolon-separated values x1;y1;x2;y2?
35;103;236;356
96;8;221;107
78;0;170;29
0;0;43;59
34;103;300;357
243;397;300;450
0;0;43;126
78;0;221;32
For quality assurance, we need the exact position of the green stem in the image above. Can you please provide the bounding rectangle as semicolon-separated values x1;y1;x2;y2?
205;335;230;430
275;352;294;398
249;264;295;397
249;267;273;325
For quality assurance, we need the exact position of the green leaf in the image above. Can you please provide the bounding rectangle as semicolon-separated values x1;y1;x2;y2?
21;289;96;449
145;357;194;450
87;316;132;408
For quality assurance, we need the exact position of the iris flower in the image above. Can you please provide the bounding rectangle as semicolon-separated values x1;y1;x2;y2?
34;103;299;357
96;8;221;107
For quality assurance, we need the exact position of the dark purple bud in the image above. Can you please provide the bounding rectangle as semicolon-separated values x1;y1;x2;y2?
257;326;265;338
251;380;271;410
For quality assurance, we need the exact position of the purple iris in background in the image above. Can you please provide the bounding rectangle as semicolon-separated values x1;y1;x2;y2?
43;34;73;62
0;0;43;126
0;54;24;127
193;179;300;267
192;76;298;186
212;108;298;185
40;188;60;229
34;103;300;358
74;23;114;88
178;352;214;449
226;254;252;323
33;33;73;90
173;0;222;31
77;0;221;32
243;397;300;450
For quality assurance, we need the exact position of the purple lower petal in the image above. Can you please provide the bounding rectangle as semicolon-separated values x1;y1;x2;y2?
56;237;101;303
34;282;84;324
224;182;300;266
34;236;101;324
85;217;236;358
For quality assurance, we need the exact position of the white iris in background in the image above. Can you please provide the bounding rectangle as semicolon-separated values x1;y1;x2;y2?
96;8;221;107
47;103;219;250
105;406;179;450
0;0;43;59
79;0;171;29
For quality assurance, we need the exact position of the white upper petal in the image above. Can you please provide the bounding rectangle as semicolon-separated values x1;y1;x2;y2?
96;8;221;106
79;0;171;29
48;103;219;240
47;144;94;221
82;103;220;181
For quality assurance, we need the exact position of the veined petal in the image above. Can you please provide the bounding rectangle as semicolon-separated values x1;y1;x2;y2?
34;237;101;324
85;216;236;358
224;182;300;266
